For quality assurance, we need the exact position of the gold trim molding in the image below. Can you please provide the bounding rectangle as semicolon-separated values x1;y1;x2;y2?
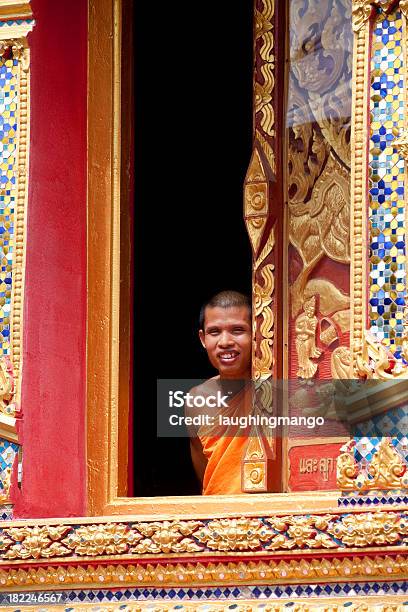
1;509;408;561
350;2;371;371
0;554;406;590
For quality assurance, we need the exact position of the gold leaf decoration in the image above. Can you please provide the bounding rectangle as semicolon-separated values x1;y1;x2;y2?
62;523;139;556
132;520;203;554
328;511;408;547
3;526;71;560
266;515;337;550
195;518;273;551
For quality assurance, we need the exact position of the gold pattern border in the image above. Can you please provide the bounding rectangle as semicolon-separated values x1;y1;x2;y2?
1;510;408;561
0;554;406;590
350;5;371;370
10;38;30;408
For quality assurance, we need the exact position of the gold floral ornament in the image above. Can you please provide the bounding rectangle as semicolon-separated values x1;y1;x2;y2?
266;515;337;550
328;511;408;547
1;526;71;560
195;518;274;551
132;521;204;554
62;523;140;556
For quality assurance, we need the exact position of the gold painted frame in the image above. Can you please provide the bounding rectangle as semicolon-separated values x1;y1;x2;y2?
86;0;342;516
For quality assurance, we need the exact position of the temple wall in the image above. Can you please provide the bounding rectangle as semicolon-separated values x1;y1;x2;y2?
13;0;87;518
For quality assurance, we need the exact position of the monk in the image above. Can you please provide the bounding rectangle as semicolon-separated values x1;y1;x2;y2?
186;290;252;495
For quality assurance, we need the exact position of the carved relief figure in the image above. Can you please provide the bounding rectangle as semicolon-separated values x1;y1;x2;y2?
287;0;352;334
295;296;321;379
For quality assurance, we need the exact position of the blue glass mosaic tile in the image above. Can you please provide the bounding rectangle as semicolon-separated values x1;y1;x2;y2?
369;9;406;357
0;55;18;357
0;438;18;495
33;583;408;603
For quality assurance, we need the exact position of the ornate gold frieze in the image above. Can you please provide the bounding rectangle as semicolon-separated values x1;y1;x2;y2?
194;518;274;551
131;521;203;554
337;437;408;491
0;555;406;590
2;510;408;561
328;511;408;546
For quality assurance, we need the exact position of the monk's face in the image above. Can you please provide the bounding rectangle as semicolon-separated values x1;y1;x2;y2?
199;306;252;379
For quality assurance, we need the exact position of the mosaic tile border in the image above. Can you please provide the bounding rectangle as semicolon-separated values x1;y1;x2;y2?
339;492;408;506
18;582;405;604
0;503;11;519
368;8;407;356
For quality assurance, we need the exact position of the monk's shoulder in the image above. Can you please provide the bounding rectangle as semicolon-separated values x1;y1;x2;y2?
186;377;220;417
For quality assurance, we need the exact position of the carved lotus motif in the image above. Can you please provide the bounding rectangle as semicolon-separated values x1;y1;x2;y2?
196;518;273;551
63;523;137;556
266;515;337;550
328;512;408;547
132;520;203;554
4;526;70;559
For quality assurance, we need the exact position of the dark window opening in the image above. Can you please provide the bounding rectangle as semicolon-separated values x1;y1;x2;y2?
133;1;254;496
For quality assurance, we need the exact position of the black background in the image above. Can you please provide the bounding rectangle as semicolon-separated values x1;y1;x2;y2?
133;1;254;496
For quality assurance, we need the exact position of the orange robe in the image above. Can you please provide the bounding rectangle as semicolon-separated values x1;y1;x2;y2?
197;386;252;495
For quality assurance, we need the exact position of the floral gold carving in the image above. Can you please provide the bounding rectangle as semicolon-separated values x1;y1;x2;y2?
132;521;204;554
0;511;408;561
1;526;71;559
337;437;408;492
328;511;408;547
62;523;141;556
295;296;321;379
266;515;337;550
195;518;274;551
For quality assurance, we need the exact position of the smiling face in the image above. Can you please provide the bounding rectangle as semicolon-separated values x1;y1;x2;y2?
199;305;252;379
